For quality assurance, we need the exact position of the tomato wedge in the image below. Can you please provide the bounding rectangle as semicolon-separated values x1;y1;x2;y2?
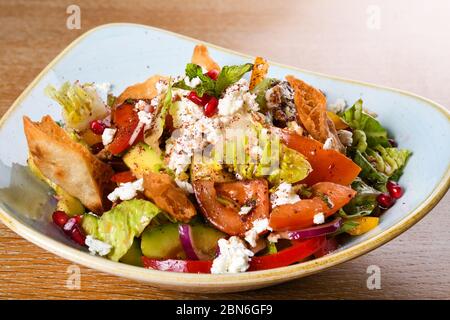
111;170;136;184
193;179;270;236
276;128;360;186
142;257;212;274
107;103;144;155
142;237;325;273
249;236;326;271
269;182;356;231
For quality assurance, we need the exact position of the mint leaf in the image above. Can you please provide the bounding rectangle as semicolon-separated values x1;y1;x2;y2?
215;63;253;96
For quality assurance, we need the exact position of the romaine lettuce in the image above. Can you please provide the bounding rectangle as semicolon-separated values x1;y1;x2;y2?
45;82;108;130
81;199;161;261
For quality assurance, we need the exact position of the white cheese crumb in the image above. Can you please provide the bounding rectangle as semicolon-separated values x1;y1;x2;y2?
218;79;254;116
102;128;116;146
328;98;347;114
322;137;333;150
244;218;271;247
211;236;254;274
63;218;76;231
338;129;353;147
270;182;301;208
85;235;112;256
107;178;144;202
267;233;281;243
239;206;252;216
184;76;202;88
175;179;194;194
155;80;168;94
137;110;154;126
313;212;325;225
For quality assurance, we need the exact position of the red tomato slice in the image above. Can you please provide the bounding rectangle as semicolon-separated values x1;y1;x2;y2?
276;128;360;186
269;182;356;231
249;236;326;271
111;171;136;184
142;237;325;273
142;257;213;274
193;179;270;236
107;103;143;155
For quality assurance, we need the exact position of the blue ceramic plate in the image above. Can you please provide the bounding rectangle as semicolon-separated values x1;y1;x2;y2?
0;23;449;293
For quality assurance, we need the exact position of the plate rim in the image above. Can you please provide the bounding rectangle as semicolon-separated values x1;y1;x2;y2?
0;22;449;291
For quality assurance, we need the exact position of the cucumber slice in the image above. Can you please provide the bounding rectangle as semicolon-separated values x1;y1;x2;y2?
141;223;185;259
120;238;143;267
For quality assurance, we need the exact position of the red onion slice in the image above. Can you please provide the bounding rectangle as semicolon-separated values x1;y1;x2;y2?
275;217;342;240
178;224;199;260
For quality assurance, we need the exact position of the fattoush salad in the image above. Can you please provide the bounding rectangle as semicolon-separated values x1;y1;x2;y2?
23;45;411;274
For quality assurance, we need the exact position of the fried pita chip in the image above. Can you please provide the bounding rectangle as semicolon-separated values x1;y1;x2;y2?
286;75;345;153
114;75;167;107
249;57;269;90
191;44;220;71
23;115;114;214
143;172;196;223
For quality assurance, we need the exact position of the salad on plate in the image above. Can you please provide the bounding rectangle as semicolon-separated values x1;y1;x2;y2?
23;45;411;274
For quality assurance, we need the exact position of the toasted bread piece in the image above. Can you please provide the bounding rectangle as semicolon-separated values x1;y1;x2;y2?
114;75;167;107
191;44;220;71
285;75;345;153
23;116;114;214
249;57;269;90
143;172;196;223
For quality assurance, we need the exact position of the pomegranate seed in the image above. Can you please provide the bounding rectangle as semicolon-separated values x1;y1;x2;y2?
73;215;83;224
387;181;404;199
90;120;106;135
377;193;395;209
70;225;86;246
52;211;69;228
388;138;398;147
204;97;218;117
205;69;219;80
187;91;211;106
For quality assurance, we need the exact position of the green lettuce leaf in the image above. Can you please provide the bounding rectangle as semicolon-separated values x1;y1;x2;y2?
342;99;389;147
45;82;108;130
353;150;389;188
343;178;381;217
81;199;161;261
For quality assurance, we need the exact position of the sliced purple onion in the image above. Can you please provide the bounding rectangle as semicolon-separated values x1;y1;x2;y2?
178;224;199;260
276;217;342;240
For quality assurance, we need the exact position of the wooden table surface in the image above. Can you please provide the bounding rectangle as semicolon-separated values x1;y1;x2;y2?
0;0;449;300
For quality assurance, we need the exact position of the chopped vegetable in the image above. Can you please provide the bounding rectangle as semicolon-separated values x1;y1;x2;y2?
346;217;379;235
81;199;160;261
45;81;109;131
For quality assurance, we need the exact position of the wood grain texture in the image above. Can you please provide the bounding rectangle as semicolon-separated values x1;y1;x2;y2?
0;0;449;300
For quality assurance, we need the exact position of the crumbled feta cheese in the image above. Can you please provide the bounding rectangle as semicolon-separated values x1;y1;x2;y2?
313;212;325;225
239;206;252;215
137;110;154;126
267;233;281;243
107;178;144;202
165;98;221;176
338;129;353;147
102;128;116;146
155;80;168;94
244;218;271;247
328;98;347;114
322;137;333;150
218;79;256;116
184;76;202;88
235;173;243;180
270;182;301;208
211;236;254;274
85;235;112;256
175;179;194;194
